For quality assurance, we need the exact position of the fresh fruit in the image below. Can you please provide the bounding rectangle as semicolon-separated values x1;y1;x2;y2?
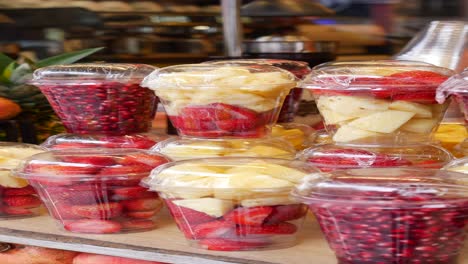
264;204;307;224
126;210;158;219
400;118;438;133
389;100;432;118
172;198;234;218
112;186;152;199
236;222;297;235
347;110;415;133
317;95;390;118
73;253;164;264
224;206;273;226
0;245;78;264
121;219;156;230
122;198;162;211
165;200;216;225
64;219;122;234
3;207;34;216
332;125;381;143
119;153;168;169
71;202;123;219
3;195;41;208
192;220;235;238
240;196;295;207
61;156;116;166
3;186;36;196
0;97;21;120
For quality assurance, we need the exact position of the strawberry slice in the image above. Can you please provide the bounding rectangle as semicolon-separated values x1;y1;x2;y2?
50;202;83;220
192;220;235;239
216;104;258;120
71;202;122;219
100;135;157;149
389;70;449;84
26;164;99;186
392;91;437;104
3;186;36;196
224;206;273;226
51;142;95;149
112;186;151;199
119;153;169;169
264;204;307;224
2;195;41;208
61;156;116;167
181;105;219;121
199;238;268;251
46;186;107;205
121;219;156;230
126;210;158;219
3;206;34;216
216;119;257;132
122;198;162;211
236;222;297;236
165;200;215;225
412;160;442;169
64;219;122;234
98;165;150;176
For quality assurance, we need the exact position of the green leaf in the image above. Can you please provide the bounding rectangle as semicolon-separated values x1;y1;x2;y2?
0;53;14;73
36;47;104;68
2;61;18;79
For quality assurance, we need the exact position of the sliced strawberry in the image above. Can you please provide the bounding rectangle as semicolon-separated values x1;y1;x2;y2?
26;163;99;179
112;186;151;199
47;186;107;205
2;195;41;208
61;156;116;167
412;160;443;169
122;198;162;211
392;91;437;104
71;202;122;219
199;238;268;251
121;219;156;230
216;119;257;132
51;142;95;149
389;70;449;84
119;153;169;168
126;209;158;219
3;186;36;196
3;206;34;216
181;105;219;121
264;204;307;224
165;200;215;225
98;165;150;176
236;222;297;236
100;135;157;149
224;206;273;226
64;219;122;234
112;191;157;201
216;104;257;120
50;202;83;220
192;220;235;239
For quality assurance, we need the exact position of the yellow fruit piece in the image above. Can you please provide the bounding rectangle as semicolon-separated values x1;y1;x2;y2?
239;145;293;158
0;170;28;188
333;125;382;142
161;141;230;160
272;126;306;149
227;162;307;184
348;110;415;133
173;198;234;217
319;108;357;125
389;101;432;118
241;196;296;207
317;95;390;118
400;118;438;133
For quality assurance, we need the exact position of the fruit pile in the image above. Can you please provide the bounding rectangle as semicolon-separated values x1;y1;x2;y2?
302;61;454;144
0;143;44;218
293;168;468;264
143;158;315;251
15;149;169;234
42;133;160;150
153;137;295;160
141;65;296;138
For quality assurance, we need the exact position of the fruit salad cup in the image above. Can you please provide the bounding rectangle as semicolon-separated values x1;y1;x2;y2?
141;64;297;138
0;143;44;218
292;168;468;264
301;60;454;144
298;143;453;172
14;149;170;234
271;123;316;150
41;133;165;150
151;137;296;161
142;158;317;251
204;59;312;123
31;63;157;135
437;68;468;125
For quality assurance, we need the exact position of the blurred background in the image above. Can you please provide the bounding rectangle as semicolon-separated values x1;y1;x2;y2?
0;0;466;68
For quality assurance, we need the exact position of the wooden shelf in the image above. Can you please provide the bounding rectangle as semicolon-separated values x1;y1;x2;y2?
0;209;467;264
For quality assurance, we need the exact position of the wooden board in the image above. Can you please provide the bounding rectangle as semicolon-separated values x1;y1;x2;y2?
0;209;466;264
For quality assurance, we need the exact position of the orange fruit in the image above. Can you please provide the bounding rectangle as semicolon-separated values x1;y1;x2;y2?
0;97;21;120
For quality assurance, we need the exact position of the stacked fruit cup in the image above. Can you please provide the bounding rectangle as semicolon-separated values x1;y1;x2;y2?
14;149;170;234
21;63;172;233
141;157;317;251
0;143;45;218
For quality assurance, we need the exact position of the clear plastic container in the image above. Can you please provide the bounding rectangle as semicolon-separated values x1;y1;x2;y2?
298;143;453;172
292;168;468;264
31;63;157;135
271;123;316;150
151;137;296;161
204;59;311;123
141;64;297;138
301;60;454;144
41;133;165;150
142;157;317;251
0;143;44;219
436;68;468;124
14;149;170;234
444;157;468;174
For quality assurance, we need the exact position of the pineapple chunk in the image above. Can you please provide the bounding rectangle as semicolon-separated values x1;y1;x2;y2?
226;172;294;189
161;141;230;160
239;145;293;158
400;118;438;133
348;110;415;133
226;162;307;184
172;198;234;217
389;101;432;118
0;171;28;188
333;125;382;142
241;196;295;207
320;108;357;124
317;95;390;118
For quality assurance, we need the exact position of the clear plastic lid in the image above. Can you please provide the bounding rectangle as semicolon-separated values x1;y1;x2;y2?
41;133;164;150
436;68;468;103
298;143;453;171
300;60;454;91
141;64;297;90
31;63;157;85
150;137;296;160
443;157;468;174
203;59;311;78
292;168;468;207
14;148;171;180
142;157;318;192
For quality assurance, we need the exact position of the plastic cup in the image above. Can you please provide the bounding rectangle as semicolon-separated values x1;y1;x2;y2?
0;142;44;219
142;157;317;251
14;149;170;234
141;64;297;138
204;59;312;123
31;63;157;135
292;168;468;264
301;60;454;145
436;68;468;125
151;137;296;161
298;143;453;172
41;133;165;150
